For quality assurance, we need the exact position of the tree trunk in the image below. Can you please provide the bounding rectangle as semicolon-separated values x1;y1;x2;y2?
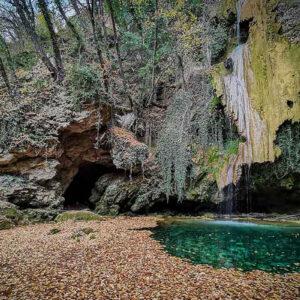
70;0;88;31
98;0;110;61
0;56;11;95
0;34;18;84
13;0;58;80
150;0;158;104
86;0;109;92
38;0;65;82
54;0;84;50
176;53;186;91
107;0;133;109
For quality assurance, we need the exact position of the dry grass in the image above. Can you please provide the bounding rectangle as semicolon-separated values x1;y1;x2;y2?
0;217;299;299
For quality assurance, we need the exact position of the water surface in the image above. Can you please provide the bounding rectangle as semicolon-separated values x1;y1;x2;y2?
151;220;300;273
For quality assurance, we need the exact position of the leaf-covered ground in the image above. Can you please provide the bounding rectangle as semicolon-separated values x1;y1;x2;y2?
0;217;299;299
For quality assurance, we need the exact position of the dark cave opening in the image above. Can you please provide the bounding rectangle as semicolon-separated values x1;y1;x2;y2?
230;163;300;215
63;163;116;210
239;18;252;44
144;197;217;216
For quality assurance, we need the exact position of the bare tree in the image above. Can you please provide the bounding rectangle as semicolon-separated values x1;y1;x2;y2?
12;0;58;79
98;0;110;61
107;0;133;109
54;0;84;50
150;0;158;104
37;0;65;82
70;0;87;31
86;0;109;92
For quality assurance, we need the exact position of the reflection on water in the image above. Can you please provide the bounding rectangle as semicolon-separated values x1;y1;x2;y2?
151;220;300;273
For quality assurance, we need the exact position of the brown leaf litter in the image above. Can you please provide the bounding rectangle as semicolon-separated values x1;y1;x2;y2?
0;217;299;299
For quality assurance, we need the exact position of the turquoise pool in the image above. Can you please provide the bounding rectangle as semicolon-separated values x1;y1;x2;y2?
151;220;300;273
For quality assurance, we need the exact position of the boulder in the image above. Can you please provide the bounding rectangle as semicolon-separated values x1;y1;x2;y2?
108;126;148;171
90;174;140;215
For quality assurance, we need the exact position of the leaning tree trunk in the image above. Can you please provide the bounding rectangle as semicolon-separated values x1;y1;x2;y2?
70;0;88;31
38;0;65;82
13;0;58;80
54;0;84;51
107;0;133;109
0;56;11;95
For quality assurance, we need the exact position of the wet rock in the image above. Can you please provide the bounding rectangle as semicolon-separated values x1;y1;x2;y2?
224;57;233;71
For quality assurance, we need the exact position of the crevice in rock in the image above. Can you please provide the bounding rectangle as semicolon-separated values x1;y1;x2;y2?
287;100;294;108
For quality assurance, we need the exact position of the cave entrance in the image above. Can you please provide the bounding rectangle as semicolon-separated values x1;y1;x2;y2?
64;163;114;210
239;18;252;44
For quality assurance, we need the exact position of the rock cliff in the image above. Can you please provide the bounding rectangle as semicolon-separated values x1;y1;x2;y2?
0;0;299;223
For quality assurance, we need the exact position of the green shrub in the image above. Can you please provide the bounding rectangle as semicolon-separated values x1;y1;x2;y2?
210;26;228;61
224;140;239;155
12;51;36;70
68;65;103;109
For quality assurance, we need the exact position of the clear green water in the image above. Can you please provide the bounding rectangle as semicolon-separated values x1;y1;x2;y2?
151;220;300;273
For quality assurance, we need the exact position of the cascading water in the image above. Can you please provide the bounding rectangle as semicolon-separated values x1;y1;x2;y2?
220;0;267;214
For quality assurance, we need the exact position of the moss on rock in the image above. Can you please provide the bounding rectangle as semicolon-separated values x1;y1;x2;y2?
0;216;14;230
55;211;103;222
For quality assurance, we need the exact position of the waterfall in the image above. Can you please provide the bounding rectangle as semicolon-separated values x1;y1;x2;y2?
224;45;253;165
218;0;267;214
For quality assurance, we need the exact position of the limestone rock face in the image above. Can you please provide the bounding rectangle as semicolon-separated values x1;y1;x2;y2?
214;0;300;188
89;173;166;215
108;127;149;171
275;1;300;45
0;175;63;208
89;174;140;215
0;101;112;212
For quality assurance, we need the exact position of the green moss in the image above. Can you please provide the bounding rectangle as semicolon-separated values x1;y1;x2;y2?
224;140;239;155
0;208;23;224
90;234;96;240
288;44;300;69
81;227;94;235
49;228;61;235
218;0;236;18
0;216;14;230
55;211;103;222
